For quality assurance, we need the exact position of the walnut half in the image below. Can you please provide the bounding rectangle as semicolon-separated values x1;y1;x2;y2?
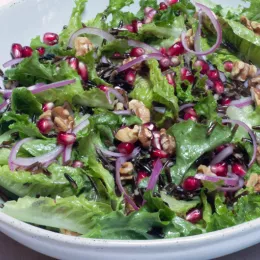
241;16;260;36
51;106;74;132
74;37;93;57
160;129;176;156
129;100;151;124
115;125;140;143
231;61;257;82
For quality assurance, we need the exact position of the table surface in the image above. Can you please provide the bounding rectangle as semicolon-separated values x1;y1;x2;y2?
0;232;259;260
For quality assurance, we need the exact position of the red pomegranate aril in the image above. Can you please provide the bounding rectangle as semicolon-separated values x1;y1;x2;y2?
159;2;168;10
194;60;209;75
167;42;185;56
57;132;76;146
130;47;145;58
167;0;179;5
214;81;224;94
224;61;233;72
151;149;168;159
78;62;88;81
160;47;167;56
125;69;136;85
43;32;59;46
144;122;157;131
72;160;84;168
160;57;171;69
211;162;228;177
183;176;201;191
118;142;135;155
98;85;109;92
181;68;195;84
11;43;23;58
184;111;197;121
221;97;231;106
42;102;54;112
152;131;162;150
186;208;202;224
124;24;134;33
22;46;33;57
137;171;149;184
132;20;143;33
232;163;246;177
207;69;220;82
166;73;176;86
37;119;53;134
68;57;79;70
37;47;45;56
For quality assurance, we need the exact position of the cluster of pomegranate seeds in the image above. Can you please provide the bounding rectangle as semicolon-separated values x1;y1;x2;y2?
224;61;233;72
232;163;246;177
42;102;54;112
211;162;228;177
182;176;201;191
118;142;135;155
43;32;59;46
167;42;185;56
72;160;84;168
37;118;53;134
11;43;44;59
186;208;202;224
57;132;76;145
130;47;145;57
125;69;136;85
137;171;149;184
181;68;195;84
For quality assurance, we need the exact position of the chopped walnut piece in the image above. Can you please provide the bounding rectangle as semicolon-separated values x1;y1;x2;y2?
51;106;74;132
231;61;257;82
39;110;52;120
251;87;260;106
115;102;124;111
249;75;260;88
185;29;194;50
60;229;80;236
138;125;152;148
115;125;140;143
74;37;93;56
246;173;260;192
129;100;150;124
122;57;141;70
241;16;260;36
160;129;176;156
197;165;213;175
120;162;134;175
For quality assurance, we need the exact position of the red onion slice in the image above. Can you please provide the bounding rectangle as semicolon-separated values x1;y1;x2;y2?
181;2;222;56
106;88;126;107
229;97;252;108
223;119;257;168
98;148;125;158
146;159;163;191
3;58;24;68
127;40;160;54
0;99;10;111
195;173;239;187
115;157;139;210
117;53;164;73
68;27;116;48
179;103;195;112
217;178;244;192
210;145;234;166
113;110;132;115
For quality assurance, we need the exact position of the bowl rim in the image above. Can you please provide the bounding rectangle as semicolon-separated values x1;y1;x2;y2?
0;0;259;248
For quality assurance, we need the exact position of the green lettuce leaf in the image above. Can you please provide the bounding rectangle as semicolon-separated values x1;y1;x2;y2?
1;196;112;234
0;148;10;165
107;0;134;13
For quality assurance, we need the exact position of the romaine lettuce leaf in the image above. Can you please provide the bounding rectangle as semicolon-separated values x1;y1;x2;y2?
0;149;10;165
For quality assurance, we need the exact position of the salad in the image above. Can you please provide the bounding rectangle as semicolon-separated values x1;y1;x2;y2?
0;0;260;240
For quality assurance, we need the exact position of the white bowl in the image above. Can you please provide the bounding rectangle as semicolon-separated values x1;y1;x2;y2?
0;0;257;259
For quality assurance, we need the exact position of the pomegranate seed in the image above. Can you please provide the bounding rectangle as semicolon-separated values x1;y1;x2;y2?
151;149;168;159
113;52;122;58
166;73;176;86
43;32;59;46
214;81;224;94
37;47;45;56
211;162;228;177
78;62;88;81
181;68;195;84
194;60;209;75
137;171;149;184
159;57;171;69
160;47;167;55
186;208;202;224
37;119;53;134
184;108;197;121
22;46;33;57
57;132;76;145
67;57;79;70
167;42;185;56
118;142;135;155
152;131;162;150
125;69;136;85
98;85;109;92
215;145;226;153
207;69;220;82
124;24;134;33
42;102;54;112
11;43;23;58
143;122;157;131
221;97;231;106
159;2;168;10
130;47;145;57
183;176;201;191
232;163;246;177
224;61;233;72
167;0;179;5
132;20;143;33
170;56;181;67
72;160;84;168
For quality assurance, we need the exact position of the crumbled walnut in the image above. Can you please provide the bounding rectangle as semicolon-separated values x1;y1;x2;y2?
160;129;176;156
115;102;124;111
74;37;93;56
185;29;194;50
241;16;260;36
138;125;152;148
197;165;213;175
231;61;257;82
115;125;140;143
129;100;150;124
122;57;141;70
249;75;260;88
246;173;260;192
251;87;260;106
60;229;80;236
51;106;74;132
257;146;260;165
39;110;52;120
120;162;134;175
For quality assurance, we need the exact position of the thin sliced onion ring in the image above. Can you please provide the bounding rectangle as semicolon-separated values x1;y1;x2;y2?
98;148;125;158
0;99;10;111
210;145;234;166
106;88;126;108
229;97;252;108
117;53;164;73
3;58;24;68
127;39;160;54
68;27;116;48
146;159;163;191
222;119;257;168
195;173;239;187
113;110;132;115
181;2;222;56
179;103;195;112
217;178;244;192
